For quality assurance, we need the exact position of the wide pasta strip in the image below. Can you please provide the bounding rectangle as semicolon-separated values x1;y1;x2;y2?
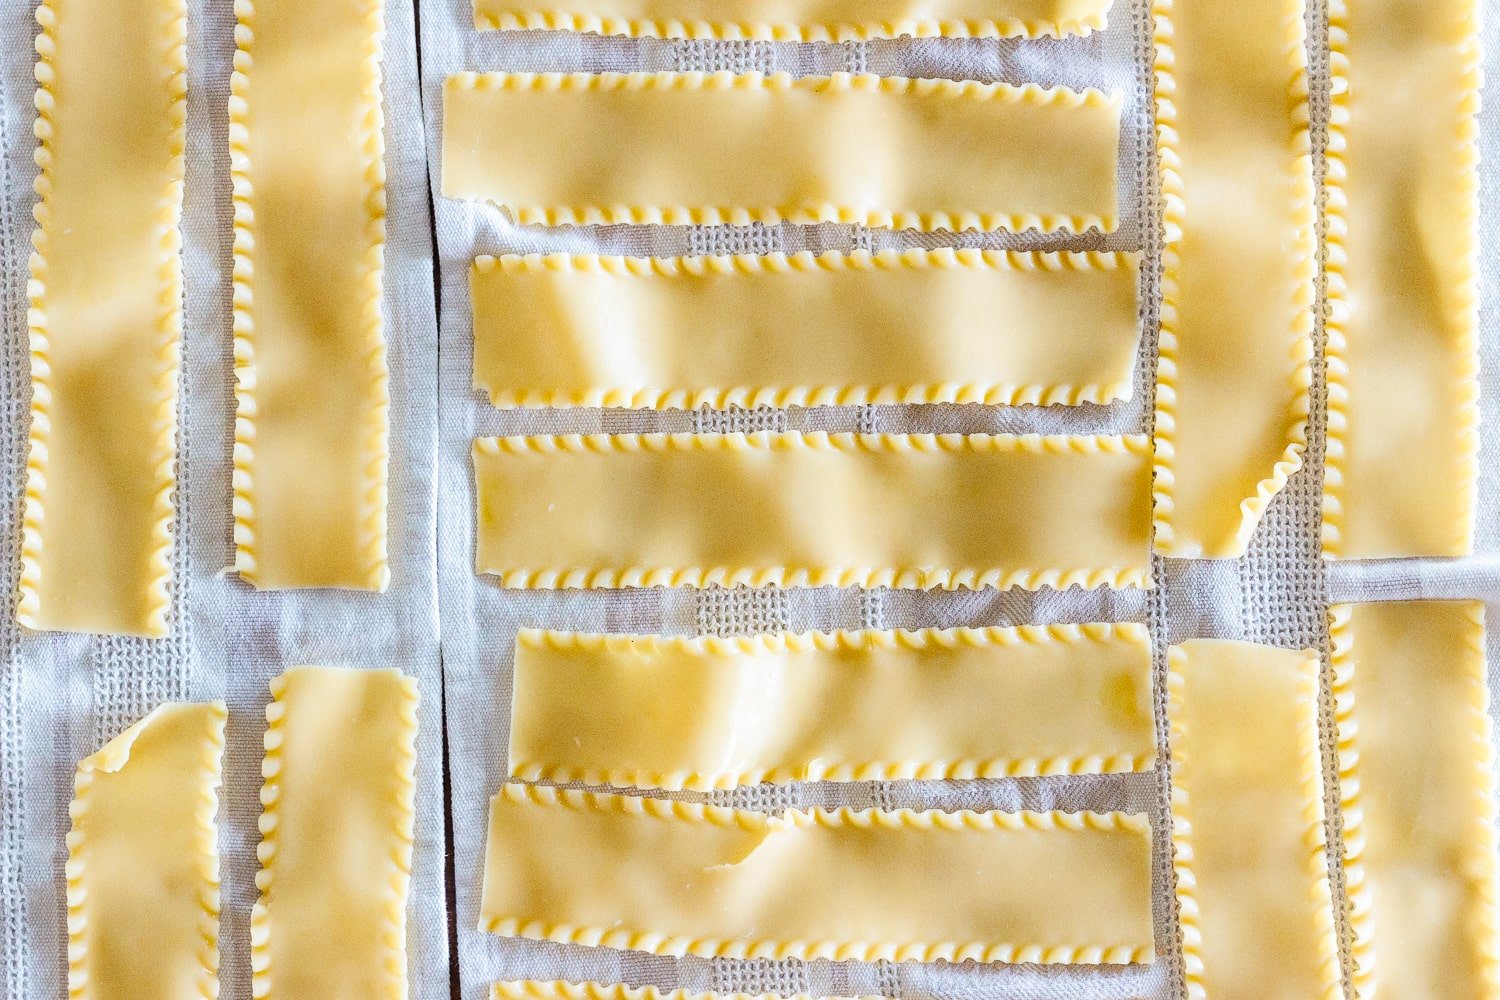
252;667;419;998
1320;0;1481;558
472;433;1153;591
443;72;1121;234
66;702;226;1000
472;250;1141;409
1330;602;1499;999
1151;0;1315;557
510;624;1155;790
473;0;1115;38
21;0;185;635
493;985;872;1000
481;784;1154;963
230;0;389;590
1166;640;1338;1000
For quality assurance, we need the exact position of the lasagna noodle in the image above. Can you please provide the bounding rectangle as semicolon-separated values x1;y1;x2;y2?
510;624;1156;790
1166;640;1338;1000
1151;0;1315;557
21;0;185;635
472;433;1153;591
1331;601;1499;1000
471;250;1141;409
1321;0;1481;558
442;72;1121;234
481;785;1155;963
66;702;227;1000
230;0;390;590
252;667;419;999
472;0;1117;38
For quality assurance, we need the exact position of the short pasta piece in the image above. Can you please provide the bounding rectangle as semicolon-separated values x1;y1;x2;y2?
21;0;186;635
472;433;1154;592
1166;640;1339;1000
492;985;872;1000
230;0;390;591
1331;601;1499;1000
252;667;419;999
473;0;1116;38
443;72;1122;234
1151;0;1315;557
1320;0;1481;559
66;702;226;1000
509;624;1156;790
481;784;1155;963
471;250;1141;410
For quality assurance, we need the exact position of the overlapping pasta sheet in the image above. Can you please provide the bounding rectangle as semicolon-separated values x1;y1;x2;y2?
493;985;872;1000
472;433;1153;591
20;0;185;635
471;250;1141;409
443;72;1122;233
481;784;1155;963
66;702;226;1000
472;0;1116;38
252;667;419;998
1151;0;1315;557
230;0;390;590
1166;640;1338;1000
1320;0;1481;559
510;624;1156;790
1331;602;1499;999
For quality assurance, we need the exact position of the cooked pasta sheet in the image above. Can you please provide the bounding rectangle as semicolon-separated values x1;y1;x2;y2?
471;250;1141;410
481;784;1155;963
443;72;1121;234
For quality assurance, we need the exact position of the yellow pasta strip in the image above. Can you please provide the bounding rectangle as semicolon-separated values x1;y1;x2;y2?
473;433;1153;591
472;250;1141;410
1320;0;1481;559
510;624;1155;791
1330;602;1499;1000
492;984;874;1000
443;72;1121;234
473;0;1115;38
66;702;226;1000
252;667;419;999
1167;640;1338;1000
20;0;185;635
481;784;1154;964
1150;0;1315;557
230;0;390;591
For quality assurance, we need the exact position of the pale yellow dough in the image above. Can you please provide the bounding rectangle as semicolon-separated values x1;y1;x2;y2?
481;784;1155;963
443;73;1121;234
493;983;873;1000
1321;0;1481;559
472;0;1115;37
1331;602;1499;1000
471;250;1141;409
66;702;226;1000
21;0;185;636
1166;640;1338;1000
472;433;1153;591
510;624;1156;790
252;667;419;1000
1151;0;1315;557
231;0;389;591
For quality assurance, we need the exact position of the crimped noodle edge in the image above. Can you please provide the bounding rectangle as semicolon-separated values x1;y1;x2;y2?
1166;646;1339;1000
448;72;1121;235
474;432;1152;592
66;703;227;1000
512;623;1154;790
251;670;419;1000
473;7;1112;40
21;0;185;636
473;248;1139;409
1149;0;1314;558
1327;605;1374;998
486;783;1152;964
230;0;391;591
492;983;878;1000
1319;0;1481;559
